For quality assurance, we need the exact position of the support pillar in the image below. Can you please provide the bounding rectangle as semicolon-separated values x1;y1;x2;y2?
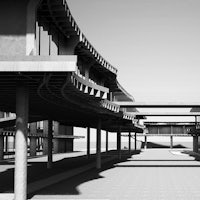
144;135;147;149
106;131;108;153
128;132;131;154
53;121;59;153
43;121;48;155
5;135;8;154
14;83;29;200
37;137;40;151
30;123;37;156
87;127;90;158
117;127;121;159
135;132;137;150
170;135;173;149
170;126;173;149
193;135;198;153
38;137;41;151
96;119;101;169
183;125;186;134
47;120;53;169
0;135;4;160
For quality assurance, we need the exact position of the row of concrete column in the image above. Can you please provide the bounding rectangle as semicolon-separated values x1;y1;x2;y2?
143;135;177;149
143;134;199;151
86;124;138;169
0;134;41;159
148;125;187;135
12;82;140;200
13;83;75;200
0;124;74;161
193;135;199;153
0;134;52;160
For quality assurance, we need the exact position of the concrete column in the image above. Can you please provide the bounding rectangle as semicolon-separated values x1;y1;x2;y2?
117;127;121;159
170;135;173;149
0;135;4;160
53;123;74;153
144;135;147;149
0;112;4;118
5;135;8;153
170;125;173;149
128;132;131;154
47;120;53;169
43;121;49;155
14;83;29;200
170;125;173;135
30;123;37;156
106;131;108;153
53;121;59;153
13;135;15;151
193;135;198;153
183;125;186;134
135;132;137;150
65;126;74;152
37;137;41;151
87;127;90;158
96;119;101;169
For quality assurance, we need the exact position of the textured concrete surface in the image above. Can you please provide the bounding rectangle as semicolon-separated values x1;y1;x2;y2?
0;150;122;200
32;149;200;200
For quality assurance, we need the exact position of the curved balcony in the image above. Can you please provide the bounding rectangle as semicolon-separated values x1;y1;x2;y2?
39;0;117;75
71;73;109;99
101;99;120;113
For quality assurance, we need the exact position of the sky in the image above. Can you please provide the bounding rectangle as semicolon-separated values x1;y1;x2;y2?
67;0;200;122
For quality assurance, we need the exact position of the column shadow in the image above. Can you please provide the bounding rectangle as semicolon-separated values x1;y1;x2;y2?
0;150;141;195
28;150;141;198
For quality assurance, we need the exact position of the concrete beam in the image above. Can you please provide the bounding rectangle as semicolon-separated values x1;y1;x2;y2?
0;56;77;72
133;112;200;116
114;101;200;108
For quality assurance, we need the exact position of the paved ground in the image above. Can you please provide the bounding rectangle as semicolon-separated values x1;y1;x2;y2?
31;149;200;200
0;149;129;200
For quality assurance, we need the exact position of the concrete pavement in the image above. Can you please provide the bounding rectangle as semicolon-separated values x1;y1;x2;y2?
0;150;131;200
31;149;200;200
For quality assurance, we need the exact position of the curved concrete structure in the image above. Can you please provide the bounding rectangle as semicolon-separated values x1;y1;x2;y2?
0;1;143;199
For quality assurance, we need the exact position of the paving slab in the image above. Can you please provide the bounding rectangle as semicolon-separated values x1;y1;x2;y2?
31;149;200;200
0;150;131;200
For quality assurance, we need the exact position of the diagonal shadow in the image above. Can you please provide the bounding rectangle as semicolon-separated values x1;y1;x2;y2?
114;164;200;168
129;159;196;162
0;150;140;194
141;141;188;149
28;150;141;198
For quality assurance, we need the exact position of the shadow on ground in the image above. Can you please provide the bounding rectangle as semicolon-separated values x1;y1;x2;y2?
28;150;141;198
182;150;200;161
141;142;187;149
0;150;141;195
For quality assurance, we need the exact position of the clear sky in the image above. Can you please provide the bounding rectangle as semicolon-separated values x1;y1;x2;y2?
67;0;200;122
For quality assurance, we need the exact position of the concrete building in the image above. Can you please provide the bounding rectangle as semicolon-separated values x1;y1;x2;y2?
0;0;143;199
144;122;194;149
